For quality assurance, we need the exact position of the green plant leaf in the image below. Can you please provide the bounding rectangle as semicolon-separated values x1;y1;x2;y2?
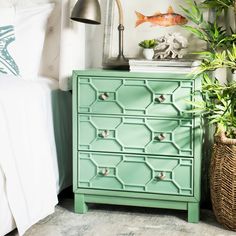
183;26;207;40
138;39;157;49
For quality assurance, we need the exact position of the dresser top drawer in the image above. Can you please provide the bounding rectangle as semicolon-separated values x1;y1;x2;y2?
76;75;196;118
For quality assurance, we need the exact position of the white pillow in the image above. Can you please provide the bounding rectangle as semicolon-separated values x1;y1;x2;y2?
0;8;19;76
14;3;54;79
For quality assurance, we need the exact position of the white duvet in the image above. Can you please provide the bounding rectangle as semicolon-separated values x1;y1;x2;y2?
0;76;60;236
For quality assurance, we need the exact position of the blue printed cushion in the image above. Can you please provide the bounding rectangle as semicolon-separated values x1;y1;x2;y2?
0;25;19;75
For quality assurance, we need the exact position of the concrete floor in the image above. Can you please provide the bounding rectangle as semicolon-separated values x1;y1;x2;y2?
7;197;236;236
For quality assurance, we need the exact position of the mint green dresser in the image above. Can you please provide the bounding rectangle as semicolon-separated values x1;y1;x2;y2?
72;70;202;223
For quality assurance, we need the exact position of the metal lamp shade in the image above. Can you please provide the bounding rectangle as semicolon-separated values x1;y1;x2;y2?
71;0;101;24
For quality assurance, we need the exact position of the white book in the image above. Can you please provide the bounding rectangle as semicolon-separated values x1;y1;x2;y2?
129;66;195;73
129;59;201;68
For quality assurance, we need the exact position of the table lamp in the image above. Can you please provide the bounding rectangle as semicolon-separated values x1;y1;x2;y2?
71;0;128;69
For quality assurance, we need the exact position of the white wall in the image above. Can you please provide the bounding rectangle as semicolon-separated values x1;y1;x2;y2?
83;2;236;76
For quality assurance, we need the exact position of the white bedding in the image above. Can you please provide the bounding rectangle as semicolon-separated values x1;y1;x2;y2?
0;76;70;236
0;166;15;236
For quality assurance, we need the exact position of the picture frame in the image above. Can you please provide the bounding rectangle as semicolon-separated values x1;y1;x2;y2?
102;0;210;68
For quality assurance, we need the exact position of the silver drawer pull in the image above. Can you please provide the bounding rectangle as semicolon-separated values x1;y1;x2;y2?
155;172;166;180
99;92;109;101
100;130;109;138
155;95;166;103
159;172;166;180
101;168;109;176
155;133;165;141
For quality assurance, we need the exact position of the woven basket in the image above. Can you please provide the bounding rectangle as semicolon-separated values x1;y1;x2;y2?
210;141;236;231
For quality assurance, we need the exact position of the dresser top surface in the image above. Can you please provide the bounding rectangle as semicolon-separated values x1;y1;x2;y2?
72;69;196;80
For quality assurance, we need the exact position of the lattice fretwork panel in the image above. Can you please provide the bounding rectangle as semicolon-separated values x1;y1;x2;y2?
78;77;194;117
78;115;193;157
78;152;193;196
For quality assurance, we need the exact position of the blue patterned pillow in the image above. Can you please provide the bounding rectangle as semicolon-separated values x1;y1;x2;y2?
0;25;19;75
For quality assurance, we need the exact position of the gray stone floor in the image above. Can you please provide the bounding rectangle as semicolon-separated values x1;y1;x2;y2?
7;198;236;236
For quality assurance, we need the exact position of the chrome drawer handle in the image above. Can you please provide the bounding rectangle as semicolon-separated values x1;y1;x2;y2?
155;95;166;103
155;133;165;141
155;172;166;180
99;92;109;101
101;168;109;176
100;130;109;138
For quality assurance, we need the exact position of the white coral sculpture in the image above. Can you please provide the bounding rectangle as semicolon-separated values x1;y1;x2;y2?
153;33;188;59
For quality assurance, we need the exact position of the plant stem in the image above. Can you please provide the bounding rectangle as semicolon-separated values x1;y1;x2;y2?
216;129;236;144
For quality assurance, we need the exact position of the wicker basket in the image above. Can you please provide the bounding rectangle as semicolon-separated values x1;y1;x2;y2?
210;141;236;231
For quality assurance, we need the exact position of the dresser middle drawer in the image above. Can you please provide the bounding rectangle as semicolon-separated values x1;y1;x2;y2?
78;114;193;157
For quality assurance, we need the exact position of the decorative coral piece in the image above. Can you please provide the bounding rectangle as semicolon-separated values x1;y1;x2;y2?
153;33;188;59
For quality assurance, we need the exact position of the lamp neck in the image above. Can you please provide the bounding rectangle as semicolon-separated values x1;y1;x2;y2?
117;24;125;60
115;0;123;25
115;0;127;65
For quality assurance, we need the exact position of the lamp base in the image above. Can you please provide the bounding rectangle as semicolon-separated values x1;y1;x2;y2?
103;56;129;70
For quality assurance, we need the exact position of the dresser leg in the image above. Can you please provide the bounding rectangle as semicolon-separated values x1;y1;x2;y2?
187;202;199;223
74;194;88;214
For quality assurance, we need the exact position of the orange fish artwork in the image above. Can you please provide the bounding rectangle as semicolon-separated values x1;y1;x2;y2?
135;6;188;27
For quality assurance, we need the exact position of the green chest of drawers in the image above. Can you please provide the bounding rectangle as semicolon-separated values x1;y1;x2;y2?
72;70;202;223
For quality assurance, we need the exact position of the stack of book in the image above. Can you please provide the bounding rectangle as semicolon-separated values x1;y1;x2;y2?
129;59;200;73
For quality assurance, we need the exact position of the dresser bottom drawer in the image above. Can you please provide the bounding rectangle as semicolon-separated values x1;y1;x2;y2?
77;152;193;196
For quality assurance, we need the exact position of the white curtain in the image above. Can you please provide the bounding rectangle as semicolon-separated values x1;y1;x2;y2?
59;0;85;91
39;0;85;91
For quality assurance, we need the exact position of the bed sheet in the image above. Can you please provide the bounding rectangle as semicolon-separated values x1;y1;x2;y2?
0;166;16;236
0;76;72;236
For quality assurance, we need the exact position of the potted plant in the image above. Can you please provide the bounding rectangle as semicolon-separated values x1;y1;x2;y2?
190;72;236;230
138;39;157;60
182;0;236;230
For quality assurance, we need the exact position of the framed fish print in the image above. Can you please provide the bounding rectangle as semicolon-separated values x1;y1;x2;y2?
102;0;210;67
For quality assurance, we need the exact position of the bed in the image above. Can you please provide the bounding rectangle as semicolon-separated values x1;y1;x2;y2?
0;76;72;236
0;1;75;235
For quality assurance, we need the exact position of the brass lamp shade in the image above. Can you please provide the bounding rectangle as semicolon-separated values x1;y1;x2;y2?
71;0;101;24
